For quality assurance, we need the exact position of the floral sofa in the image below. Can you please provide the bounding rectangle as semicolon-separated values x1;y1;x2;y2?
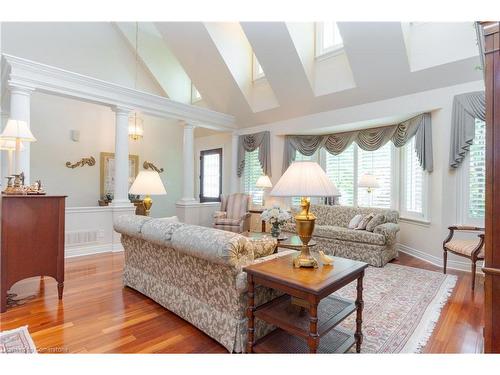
283;204;400;267
114;215;290;353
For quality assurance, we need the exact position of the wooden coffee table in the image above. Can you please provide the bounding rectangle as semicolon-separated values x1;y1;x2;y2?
244;253;368;354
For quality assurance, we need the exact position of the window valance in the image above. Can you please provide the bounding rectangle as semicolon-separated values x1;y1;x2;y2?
283;113;433;173
449;91;485;169
237;131;271;177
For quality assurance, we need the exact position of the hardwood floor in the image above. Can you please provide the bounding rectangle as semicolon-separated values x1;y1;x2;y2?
0;251;484;353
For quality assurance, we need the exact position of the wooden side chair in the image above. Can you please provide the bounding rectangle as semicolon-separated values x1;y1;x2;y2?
443;226;485;290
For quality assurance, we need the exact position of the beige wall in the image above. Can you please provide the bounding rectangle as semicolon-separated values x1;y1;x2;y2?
30;92;183;217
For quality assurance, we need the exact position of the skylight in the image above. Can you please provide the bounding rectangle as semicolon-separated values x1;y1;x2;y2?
252;53;265;81
315;22;343;57
191;83;202;103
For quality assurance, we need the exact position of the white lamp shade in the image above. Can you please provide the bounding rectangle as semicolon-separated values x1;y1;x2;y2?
358;173;380;189
0;119;36;142
270;161;338;197
129;170;167;195
255;175;273;188
0;139;25;151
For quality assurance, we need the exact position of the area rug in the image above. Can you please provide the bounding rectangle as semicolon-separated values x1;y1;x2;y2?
333;263;457;353
0;326;37;354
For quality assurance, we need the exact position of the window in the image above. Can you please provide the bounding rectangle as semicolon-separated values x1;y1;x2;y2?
468;119;486;219
357;143;392;208
400;137;426;219
315;22;343;57
199;148;222;202
191;83;202;103
252;53;265;81
325;144;355;206
243;149;264;205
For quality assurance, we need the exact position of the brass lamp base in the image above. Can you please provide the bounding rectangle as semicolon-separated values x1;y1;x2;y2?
293;197;318;268
143;195;153;216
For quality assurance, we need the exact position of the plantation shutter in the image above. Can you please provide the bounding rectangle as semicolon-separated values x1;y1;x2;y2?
325;144;355;206
468;119;486;218
357;143;392;208
402;137;424;214
243;149;264;205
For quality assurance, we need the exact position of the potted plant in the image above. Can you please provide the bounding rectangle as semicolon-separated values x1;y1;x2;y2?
261;205;292;238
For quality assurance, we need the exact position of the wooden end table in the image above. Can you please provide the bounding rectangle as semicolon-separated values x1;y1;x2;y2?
244;253;368;353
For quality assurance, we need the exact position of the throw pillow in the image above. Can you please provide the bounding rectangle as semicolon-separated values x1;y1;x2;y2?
366;213;385;232
348;214;363;229
245;237;277;259
356;213;374;230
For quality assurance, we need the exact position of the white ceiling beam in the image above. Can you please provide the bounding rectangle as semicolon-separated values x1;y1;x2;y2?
241;22;315;109
1;54;235;131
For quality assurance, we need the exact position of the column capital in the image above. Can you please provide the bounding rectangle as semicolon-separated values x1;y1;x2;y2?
8;83;35;96
113;105;134;115
183;122;197;130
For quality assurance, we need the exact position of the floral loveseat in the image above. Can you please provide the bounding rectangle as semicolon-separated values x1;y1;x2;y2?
114;215;290;353
283;204;400;267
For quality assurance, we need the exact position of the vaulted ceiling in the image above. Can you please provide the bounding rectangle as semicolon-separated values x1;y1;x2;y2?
116;22;481;128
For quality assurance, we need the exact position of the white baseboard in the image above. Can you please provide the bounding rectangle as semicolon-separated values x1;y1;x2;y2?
66;244;113;258
397;243;484;274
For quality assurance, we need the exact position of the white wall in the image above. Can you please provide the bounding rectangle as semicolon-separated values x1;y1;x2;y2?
197;80;485;271
30;92;183;217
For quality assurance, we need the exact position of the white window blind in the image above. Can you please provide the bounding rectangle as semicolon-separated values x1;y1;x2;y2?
401;137;424;216
325;145;355;206
468;119;486;219
357;143;392;208
243;149;264;205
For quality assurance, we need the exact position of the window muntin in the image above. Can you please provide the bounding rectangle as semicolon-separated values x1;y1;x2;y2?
468;119;486;219
325;144;355;206
243;149;264;205
199;148;222;202
315;22;343;57
357;143;392;208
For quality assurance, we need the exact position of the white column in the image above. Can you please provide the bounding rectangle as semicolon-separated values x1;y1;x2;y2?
0;111;8;185
112;106;133;207
9;84;34;184
179;123;196;203
231;132;240;193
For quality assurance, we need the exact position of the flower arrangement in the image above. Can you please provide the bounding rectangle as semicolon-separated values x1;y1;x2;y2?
261;205;292;237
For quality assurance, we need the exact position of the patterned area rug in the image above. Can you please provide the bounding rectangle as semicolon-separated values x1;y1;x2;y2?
0;326;37;354
334;263;457;353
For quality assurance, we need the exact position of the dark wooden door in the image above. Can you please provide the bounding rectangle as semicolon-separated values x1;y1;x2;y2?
482;21;500;353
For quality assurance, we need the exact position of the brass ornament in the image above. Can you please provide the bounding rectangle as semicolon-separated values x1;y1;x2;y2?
143;161;164;173
293;197;319;268
66;156;96;169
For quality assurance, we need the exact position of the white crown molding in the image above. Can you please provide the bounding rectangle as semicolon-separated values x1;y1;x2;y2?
1;54;236;131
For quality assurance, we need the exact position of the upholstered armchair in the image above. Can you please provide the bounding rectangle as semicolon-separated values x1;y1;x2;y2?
443;225;485;290
213;193;251;233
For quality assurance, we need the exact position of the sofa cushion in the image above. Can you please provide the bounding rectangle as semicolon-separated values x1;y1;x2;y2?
140;219;184;247
171;224;252;267
113;214;152;238
313;225;386;246
301;204;399;227
348;214;363;229
356;213;375;230
366;213;385;232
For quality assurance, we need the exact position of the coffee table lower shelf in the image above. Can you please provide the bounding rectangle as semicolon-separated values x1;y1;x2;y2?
252;326;355;354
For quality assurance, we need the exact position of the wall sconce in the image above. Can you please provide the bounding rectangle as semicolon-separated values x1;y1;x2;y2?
66;156;96;169
143;161;164;173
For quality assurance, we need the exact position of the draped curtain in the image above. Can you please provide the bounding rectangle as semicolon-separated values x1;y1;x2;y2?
283;113;433;173
449;91;485;168
237;131;271;177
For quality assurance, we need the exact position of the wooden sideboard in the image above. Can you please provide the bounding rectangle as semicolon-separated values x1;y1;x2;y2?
0;195;67;313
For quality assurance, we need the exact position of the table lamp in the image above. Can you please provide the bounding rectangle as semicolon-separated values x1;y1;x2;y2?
255;175;273;207
358;173;380;193
0;119;36;174
0;140;25;176
270;161;338;268
129;170;166;216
